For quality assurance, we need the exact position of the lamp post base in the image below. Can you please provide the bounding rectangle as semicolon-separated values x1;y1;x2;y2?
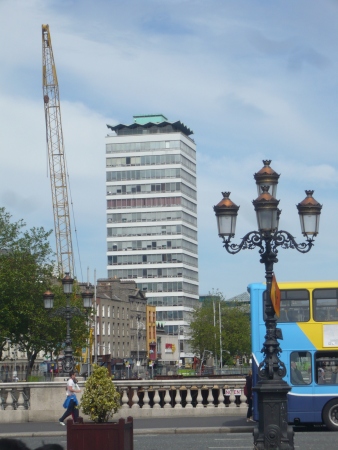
253;380;294;450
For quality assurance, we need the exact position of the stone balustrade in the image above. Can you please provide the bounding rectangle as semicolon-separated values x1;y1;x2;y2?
0;378;246;422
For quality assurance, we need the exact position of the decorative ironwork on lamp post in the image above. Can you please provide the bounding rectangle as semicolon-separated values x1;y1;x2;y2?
43;273;93;374
214;160;322;450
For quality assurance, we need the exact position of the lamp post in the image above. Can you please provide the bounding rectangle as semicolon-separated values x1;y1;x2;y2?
214;160;322;450
137;314;141;378
82;285;94;376
43;273;93;374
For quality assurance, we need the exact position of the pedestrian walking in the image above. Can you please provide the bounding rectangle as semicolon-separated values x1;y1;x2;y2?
245;370;254;422
58;370;81;426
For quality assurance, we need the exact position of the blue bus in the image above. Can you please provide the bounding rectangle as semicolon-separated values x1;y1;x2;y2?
248;280;338;431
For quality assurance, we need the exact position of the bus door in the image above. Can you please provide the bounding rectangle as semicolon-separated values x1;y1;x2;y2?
288;351;315;423
311;351;338;423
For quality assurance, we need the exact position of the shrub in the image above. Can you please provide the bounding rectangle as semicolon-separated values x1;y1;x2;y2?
79;365;121;423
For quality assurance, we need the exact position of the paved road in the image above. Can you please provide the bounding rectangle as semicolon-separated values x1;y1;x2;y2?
3;430;336;450
0;417;333;450
0;416;251;436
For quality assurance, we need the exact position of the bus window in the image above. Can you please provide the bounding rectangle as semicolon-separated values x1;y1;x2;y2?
290;351;311;385
315;351;338;384
264;289;310;322
313;289;338;322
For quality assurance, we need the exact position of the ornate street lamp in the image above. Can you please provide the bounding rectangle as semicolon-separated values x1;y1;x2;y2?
214;161;322;450
254;159;280;198
82;287;94;309
43;274;93;374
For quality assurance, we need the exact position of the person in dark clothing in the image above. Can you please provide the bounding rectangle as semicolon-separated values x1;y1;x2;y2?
245;370;254;422
0;439;30;450
291;361;305;385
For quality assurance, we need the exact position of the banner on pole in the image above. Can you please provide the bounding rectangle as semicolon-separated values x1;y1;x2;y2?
271;273;281;317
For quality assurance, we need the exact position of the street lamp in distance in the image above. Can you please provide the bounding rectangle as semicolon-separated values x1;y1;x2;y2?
43;273;93;374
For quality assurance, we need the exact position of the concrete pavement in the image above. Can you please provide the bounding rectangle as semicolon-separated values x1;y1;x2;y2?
0;416;254;438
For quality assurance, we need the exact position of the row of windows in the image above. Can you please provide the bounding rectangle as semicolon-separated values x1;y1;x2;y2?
106;154;196;173
106;168;196;186
157;310;183;320
156;310;193;321
164;325;188;336
98;305;129;319
147;296;199;307
106;267;198;281
107;196;197;213
114;124;188;138
99;322;129;336
107;211;197;227
107;253;198;267
267;289;338;323
98;325;147;338
106;140;196;160
106;182;197;201
107;225;197;240
107;238;198;254
137;281;199;295
290;351;338;385
101;279;199;295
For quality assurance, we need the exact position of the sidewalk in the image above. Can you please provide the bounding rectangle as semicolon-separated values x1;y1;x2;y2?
0;416;254;437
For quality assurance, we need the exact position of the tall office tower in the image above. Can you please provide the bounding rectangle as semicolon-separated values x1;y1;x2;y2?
106;114;199;364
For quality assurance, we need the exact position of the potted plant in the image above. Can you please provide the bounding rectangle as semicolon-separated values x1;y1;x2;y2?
66;365;133;450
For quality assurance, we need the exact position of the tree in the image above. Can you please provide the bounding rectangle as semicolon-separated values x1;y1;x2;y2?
0;208;89;380
0;209;55;374
188;289;251;367
80;365;121;423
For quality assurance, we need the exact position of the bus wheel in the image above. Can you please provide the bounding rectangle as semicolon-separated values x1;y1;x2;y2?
323;400;338;431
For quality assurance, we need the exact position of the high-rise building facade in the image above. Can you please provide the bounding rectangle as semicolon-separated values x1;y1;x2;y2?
105;114;199;362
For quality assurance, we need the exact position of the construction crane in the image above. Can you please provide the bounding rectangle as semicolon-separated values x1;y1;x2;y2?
42;24;74;277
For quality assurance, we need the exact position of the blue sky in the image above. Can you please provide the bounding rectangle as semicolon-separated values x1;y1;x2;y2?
1;0;338;298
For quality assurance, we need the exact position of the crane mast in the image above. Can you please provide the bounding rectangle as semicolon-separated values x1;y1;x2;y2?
42;24;74;277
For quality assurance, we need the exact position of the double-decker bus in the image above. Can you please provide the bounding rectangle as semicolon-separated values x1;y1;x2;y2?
248;280;338;431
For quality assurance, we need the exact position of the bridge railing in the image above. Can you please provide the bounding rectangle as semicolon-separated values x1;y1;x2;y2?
0;378;247;421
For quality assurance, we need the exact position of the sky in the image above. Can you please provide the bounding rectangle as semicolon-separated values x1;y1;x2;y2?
1;0;338;299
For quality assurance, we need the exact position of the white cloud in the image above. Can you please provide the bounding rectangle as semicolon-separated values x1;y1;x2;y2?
0;0;338;294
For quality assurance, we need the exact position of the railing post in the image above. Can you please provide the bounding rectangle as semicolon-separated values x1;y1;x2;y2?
195;384;204;408
131;385;140;409
152;386;161;409
239;387;247;407
163;386;172;409
16;388;25;410
5;389;14;410
142;386;151;409
217;385;226;409
229;388;236;409
121;387;129;410
206;384;214;408
175;387;183;409
185;385;193;409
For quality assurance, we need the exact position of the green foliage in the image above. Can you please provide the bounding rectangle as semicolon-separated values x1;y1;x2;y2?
27;375;44;382
0;208;55;370
0;208;89;377
189;289;251;365
80;365;121;423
